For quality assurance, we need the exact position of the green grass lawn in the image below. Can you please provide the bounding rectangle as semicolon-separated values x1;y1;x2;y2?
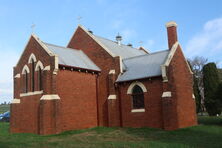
0;104;10;114
0;116;222;148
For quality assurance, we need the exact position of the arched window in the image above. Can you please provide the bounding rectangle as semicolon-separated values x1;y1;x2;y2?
28;53;37;64
22;65;30;93
132;85;144;109
35;61;44;91
31;59;35;92
24;70;28;93
38;67;43;90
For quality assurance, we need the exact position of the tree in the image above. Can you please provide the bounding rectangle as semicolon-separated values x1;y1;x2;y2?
189;56;208;113
193;76;201;113
203;62;221;116
218;69;222;82
214;82;222;110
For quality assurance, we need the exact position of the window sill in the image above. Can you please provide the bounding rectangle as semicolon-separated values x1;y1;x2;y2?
20;90;43;97
131;109;145;113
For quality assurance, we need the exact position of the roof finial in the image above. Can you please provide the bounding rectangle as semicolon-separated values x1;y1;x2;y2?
77;16;82;24
139;41;143;46
116;33;122;46
31;23;36;34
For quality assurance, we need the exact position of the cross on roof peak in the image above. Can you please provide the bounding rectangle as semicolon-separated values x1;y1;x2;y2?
77;16;83;24
31;23;36;33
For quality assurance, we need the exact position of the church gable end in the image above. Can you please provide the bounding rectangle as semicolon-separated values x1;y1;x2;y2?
14;34;55;97
67;25;115;60
163;45;197;129
161;22;197;130
67;25;122;127
16;34;54;68
11;35;59;134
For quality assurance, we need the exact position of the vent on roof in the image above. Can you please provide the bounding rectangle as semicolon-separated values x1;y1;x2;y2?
88;29;93;34
127;43;133;47
116;33;122;46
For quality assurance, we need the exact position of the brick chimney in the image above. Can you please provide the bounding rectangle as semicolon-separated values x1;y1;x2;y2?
166;21;178;49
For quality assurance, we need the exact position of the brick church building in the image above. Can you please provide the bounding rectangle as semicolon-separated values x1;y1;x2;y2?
10;21;197;135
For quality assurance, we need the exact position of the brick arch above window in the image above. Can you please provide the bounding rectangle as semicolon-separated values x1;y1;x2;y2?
28;53;37;64
22;65;30;74
35;61;44;71
127;81;147;94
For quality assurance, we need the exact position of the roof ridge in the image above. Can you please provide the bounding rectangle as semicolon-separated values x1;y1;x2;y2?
44;42;80;51
123;49;169;61
94;35;139;50
77;25;116;57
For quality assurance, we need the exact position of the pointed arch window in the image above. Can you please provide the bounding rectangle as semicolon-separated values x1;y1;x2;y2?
132;85;145;109
22;65;30;93
35;61;44;91
31;59;35;92
38;67;43;90
24;70;28;93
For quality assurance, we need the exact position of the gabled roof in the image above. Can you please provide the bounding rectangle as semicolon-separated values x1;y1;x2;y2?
72;25;147;59
43;43;101;72
116;50;170;82
93;35;147;59
16;34;55;67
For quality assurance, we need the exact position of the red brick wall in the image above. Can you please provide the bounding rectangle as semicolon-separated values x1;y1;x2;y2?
39;99;60;135
11;95;41;134
11;35;55;134
56;69;98;131
107;71;121;127
10;103;21;133
67;27;121;126
118;77;163;128
165;45;197;129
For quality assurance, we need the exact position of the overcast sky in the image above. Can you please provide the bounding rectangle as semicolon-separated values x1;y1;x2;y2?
0;0;222;103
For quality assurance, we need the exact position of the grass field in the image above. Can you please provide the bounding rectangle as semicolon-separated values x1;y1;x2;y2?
0;104;10;114
0;116;222;148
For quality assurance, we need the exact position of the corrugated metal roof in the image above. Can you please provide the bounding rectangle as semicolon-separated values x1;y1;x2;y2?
44;43;101;71
116;50;169;82
94;35;147;59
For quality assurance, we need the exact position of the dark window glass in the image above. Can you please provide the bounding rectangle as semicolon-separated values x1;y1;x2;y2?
38;67;42;90
31;59;35;92
132;85;144;109
25;71;28;93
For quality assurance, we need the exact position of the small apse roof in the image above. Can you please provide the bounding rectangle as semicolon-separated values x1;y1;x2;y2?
44;42;101;71
116;50;170;82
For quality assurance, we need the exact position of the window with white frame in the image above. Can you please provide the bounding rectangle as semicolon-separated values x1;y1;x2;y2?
31;59;35;92
38;66;43;90
131;85;145;109
24;70;29;93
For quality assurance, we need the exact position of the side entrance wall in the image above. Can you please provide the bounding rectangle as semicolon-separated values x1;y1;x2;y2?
162;45;197;130
118;77;164;128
